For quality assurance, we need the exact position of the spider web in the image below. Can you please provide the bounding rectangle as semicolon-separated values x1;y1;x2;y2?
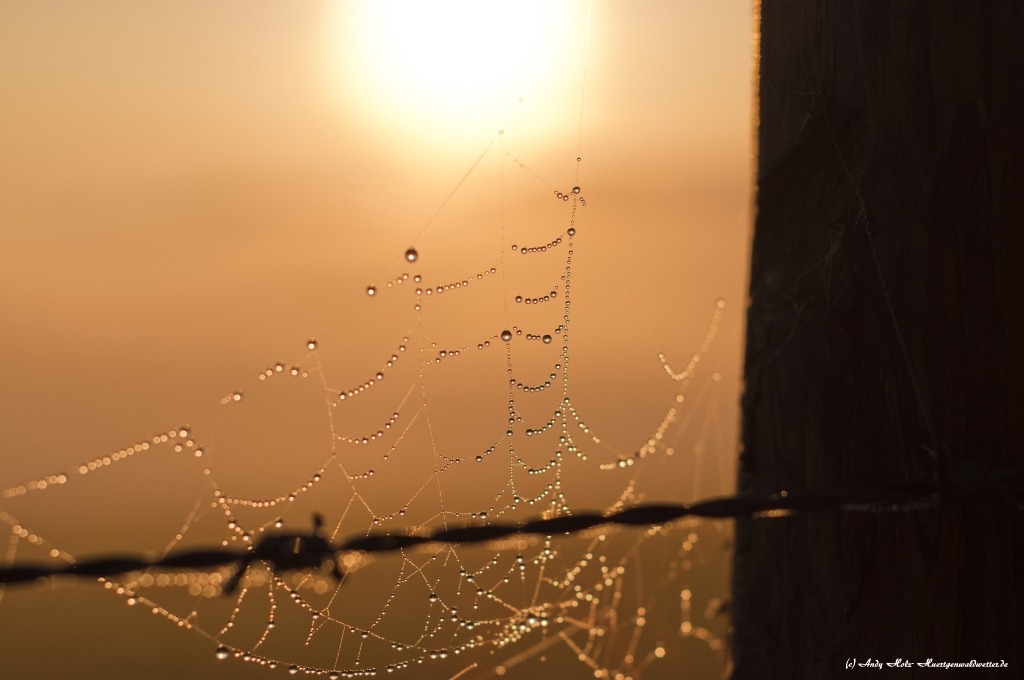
0;36;736;680
0;137;733;675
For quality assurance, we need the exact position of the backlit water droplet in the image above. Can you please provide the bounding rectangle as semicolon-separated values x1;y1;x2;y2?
367;285;377;296
405;248;418;262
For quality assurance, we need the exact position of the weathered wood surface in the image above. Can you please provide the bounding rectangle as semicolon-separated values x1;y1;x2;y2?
733;2;1024;677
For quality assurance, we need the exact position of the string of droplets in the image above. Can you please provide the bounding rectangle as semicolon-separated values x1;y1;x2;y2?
2;426;206;500
658;300;724;380
601;301;726;470
331;339;408;402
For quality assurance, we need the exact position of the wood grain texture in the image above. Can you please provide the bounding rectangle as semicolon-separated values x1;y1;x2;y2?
733;1;1024;677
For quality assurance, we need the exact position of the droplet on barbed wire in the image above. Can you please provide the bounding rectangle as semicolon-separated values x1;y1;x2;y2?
307;339;317;350
367;285;377;296
215;647;230;660
542;335;552;344
501;330;512;342
567;227;576;237
405;248;418;262
572;186;580;194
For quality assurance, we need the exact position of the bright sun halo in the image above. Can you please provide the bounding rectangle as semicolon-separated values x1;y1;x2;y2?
348;1;569;122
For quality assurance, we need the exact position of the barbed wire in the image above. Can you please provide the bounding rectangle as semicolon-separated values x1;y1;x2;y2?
1;459;1020;590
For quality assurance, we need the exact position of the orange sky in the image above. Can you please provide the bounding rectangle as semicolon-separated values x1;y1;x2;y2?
0;2;753;677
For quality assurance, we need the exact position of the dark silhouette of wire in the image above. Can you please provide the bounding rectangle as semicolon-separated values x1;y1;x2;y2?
1;460;1019;589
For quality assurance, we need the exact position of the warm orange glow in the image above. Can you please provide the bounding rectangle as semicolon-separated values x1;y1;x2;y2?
334;1;576;134
0;2;753;676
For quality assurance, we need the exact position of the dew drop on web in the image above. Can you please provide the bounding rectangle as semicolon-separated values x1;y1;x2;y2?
405;247;418;262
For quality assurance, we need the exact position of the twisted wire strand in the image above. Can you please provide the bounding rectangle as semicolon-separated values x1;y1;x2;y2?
1;463;1020;588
